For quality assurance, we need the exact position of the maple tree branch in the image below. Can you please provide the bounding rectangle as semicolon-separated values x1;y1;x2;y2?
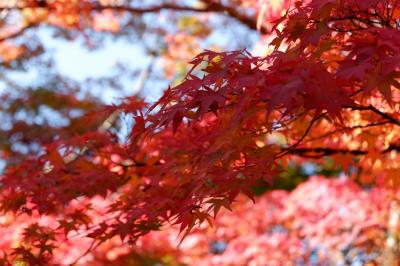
197;0;267;33
346;105;400;126
276;112;326;159
90;3;213;13
0;23;36;42
286;143;400;158
0;2;265;34
288;147;367;157
305;120;390;143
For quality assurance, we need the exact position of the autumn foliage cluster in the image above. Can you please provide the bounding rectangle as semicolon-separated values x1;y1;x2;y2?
1;0;400;265
0;176;395;265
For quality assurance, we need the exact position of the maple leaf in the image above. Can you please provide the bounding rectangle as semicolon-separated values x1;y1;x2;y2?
114;221;134;242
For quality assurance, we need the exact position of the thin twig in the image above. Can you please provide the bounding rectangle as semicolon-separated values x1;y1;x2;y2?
276;112;326;159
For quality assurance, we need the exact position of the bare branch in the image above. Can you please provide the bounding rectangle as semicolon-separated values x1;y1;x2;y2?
276;112;326;159
286;143;400;158
346;104;400;126
0;1;266;35
0;23;36;42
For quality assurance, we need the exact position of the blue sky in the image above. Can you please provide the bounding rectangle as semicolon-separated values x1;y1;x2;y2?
38;31;146;81
38;30;163;103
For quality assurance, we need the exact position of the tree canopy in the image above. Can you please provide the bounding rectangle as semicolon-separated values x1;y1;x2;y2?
0;0;400;265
